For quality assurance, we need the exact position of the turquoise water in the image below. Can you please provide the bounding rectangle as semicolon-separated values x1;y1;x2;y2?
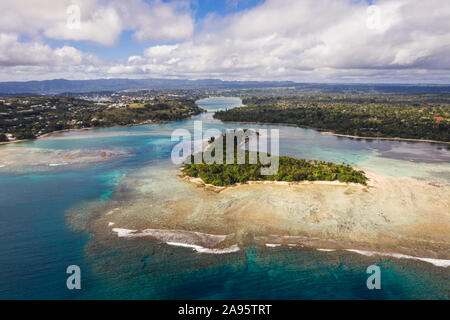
0;97;448;299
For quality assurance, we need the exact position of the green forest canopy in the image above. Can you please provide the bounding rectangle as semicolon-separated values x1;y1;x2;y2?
214;94;450;142
182;132;368;186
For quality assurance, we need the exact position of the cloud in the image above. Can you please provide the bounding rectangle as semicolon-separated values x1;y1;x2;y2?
107;65;145;74
106;0;450;82
0;32;103;81
44;4;123;46
122;0;194;42
0;33;98;66
1;0;450;83
0;0;194;46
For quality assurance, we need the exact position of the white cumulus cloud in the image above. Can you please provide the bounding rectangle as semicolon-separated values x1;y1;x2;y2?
1;0;450;83
0;33;98;66
106;0;450;82
0;0;194;46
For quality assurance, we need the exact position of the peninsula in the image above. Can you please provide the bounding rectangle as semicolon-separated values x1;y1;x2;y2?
0;95;204;143
214;94;450;143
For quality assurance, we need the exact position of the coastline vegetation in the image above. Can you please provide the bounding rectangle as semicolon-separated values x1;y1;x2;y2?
214;94;450;142
182;133;368;186
0;96;204;141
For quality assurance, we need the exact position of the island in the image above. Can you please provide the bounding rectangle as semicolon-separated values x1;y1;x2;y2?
181;132;368;187
213;94;450;143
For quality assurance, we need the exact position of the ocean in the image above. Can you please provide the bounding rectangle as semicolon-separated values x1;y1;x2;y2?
0;97;448;300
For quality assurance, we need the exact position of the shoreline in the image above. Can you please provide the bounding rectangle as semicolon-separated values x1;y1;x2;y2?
0;119;180;146
178;169;371;193
81;166;449;266
0;127;99;145
4;117;448;146
106;226;450;267
217;120;450;145
103;168;448;253
322;131;450;145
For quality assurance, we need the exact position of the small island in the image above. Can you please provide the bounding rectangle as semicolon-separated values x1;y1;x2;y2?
182;133;368;187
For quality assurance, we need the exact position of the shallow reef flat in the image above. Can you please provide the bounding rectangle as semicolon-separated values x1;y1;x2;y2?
74;163;450;264
0;146;131;172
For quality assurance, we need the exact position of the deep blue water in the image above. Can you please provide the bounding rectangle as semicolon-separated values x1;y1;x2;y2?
0;97;448;299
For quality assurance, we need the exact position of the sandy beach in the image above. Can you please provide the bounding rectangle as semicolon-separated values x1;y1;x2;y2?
0;119;174;146
177;170;368;193
0;127;96;145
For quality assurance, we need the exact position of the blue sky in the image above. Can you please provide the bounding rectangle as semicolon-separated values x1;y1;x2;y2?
45;0;267;61
193;0;265;18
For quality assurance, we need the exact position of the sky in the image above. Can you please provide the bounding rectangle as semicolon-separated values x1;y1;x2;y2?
0;0;449;83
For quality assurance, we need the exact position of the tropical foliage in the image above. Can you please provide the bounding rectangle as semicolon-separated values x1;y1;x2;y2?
0;96;204;140
182;133;368;186
214;94;450;142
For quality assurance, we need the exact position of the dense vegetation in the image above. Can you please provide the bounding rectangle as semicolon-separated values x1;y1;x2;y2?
91;101;203;126
214;94;450;142
182;133;368;186
0;96;204;140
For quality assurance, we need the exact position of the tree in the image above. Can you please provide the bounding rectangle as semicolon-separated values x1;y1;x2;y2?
16;131;37;140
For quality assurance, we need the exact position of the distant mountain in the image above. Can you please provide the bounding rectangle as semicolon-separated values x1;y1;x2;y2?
0;78;449;95
0;78;296;95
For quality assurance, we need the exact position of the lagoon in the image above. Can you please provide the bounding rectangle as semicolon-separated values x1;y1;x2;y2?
0;97;448;299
